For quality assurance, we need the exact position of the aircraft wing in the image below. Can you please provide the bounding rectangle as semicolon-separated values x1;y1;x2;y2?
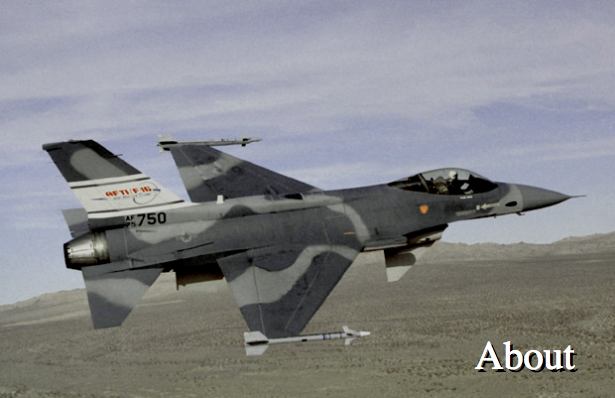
169;145;318;202
217;243;361;338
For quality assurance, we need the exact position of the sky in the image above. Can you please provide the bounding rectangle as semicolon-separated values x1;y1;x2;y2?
1;0;614;305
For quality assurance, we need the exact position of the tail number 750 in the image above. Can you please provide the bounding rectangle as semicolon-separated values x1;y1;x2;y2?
125;212;167;227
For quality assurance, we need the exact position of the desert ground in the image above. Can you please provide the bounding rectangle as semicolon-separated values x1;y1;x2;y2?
1;233;614;398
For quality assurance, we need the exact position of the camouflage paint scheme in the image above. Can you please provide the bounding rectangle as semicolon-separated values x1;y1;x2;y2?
43;140;571;339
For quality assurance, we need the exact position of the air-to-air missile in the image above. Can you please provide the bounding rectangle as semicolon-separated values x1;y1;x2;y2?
157;134;261;152
244;326;371;356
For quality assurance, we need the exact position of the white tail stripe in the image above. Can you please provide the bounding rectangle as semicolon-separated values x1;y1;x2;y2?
87;202;197;219
70;177;184;215
71;177;150;190
87;200;185;214
69;174;149;188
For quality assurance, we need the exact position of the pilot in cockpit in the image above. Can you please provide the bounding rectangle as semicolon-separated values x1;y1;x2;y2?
447;171;459;194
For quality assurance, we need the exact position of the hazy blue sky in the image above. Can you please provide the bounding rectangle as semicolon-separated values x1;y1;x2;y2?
1;1;614;305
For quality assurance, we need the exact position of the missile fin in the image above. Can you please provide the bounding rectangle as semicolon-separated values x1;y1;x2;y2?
244;330;270;356
245;344;269;356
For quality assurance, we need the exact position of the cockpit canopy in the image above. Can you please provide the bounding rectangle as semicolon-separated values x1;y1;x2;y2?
388;168;498;195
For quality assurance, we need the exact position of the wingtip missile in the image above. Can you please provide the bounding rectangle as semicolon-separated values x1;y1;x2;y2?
343;325;371;338
244;326;371;356
157;134;262;152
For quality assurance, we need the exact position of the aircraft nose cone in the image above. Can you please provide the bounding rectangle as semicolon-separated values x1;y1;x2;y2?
516;184;571;211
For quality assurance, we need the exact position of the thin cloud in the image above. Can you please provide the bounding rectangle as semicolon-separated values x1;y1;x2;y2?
3;1;615;152
503;137;615;162
1;1;614;305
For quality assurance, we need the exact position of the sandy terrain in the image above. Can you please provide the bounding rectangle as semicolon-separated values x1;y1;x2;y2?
1;233;614;397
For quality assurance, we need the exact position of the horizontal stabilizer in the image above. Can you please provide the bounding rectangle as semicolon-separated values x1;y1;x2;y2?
81;262;163;329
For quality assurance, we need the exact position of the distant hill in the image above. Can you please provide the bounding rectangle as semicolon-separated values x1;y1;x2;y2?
424;231;615;262
1;231;614;398
1;231;613;323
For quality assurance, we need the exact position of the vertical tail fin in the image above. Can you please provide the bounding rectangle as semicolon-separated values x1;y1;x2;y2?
43;140;185;218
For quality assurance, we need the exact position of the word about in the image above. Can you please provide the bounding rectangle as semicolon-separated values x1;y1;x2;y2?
475;341;576;372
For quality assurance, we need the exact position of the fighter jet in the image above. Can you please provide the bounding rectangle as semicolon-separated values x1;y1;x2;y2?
43;139;572;344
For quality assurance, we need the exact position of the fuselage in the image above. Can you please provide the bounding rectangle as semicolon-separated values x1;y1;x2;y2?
74;180;517;271
65;169;570;281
